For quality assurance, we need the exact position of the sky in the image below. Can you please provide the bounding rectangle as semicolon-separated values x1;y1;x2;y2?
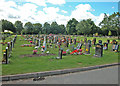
0;0;119;26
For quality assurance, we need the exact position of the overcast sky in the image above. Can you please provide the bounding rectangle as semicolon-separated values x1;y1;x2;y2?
0;0;118;26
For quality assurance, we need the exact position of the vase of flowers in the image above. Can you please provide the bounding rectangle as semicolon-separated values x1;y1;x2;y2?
33;50;38;55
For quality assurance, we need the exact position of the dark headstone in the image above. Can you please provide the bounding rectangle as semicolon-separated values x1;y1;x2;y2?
92;38;96;45
107;40;110;44
112;44;119;52
74;38;76;44
99;40;102;45
84;38;87;43
94;43;103;57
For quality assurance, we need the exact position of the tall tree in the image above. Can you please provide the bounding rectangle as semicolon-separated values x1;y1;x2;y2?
42;22;51;34
59;24;66;34
76;19;93;36
1;19;16;33
50;22;59;34
24;22;33;34
14;20;23;34
99;12;120;36
33;23;42;34
66;18;78;35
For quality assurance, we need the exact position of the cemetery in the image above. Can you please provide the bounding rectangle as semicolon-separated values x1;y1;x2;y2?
1;34;119;75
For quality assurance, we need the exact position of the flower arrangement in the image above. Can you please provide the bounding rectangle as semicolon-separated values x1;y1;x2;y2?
76;41;80;43
33;50;38;54
70;49;83;55
86;49;88;52
20;44;34;47
41;46;45;48
46;51;50;54
62;51;66;55
3;50;6;52
5;42;7;44
30;41;33;44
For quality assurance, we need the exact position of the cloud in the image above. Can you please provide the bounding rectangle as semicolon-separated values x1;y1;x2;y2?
36;7;69;25
46;0;65;5
25;0;47;6
70;4;104;26
61;10;68;13
70;4;95;21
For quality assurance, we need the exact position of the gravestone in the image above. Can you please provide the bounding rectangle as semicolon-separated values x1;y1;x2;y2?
107;39;110;44
112;41;119;52
88;40;91;47
77;43;82;49
38;39;41;47
84;40;91;54
73;38;76;44
70;38;72;44
43;36;47;52
34;38;36;45
99;40;102;45
66;40;69;47
7;42;11;58
84;38;87;43
5;47;8;64
103;42;108;50
94;43;103;57
10;41;13;51
59;48;63;59
71;45;75;51
92;38;96;45
81;40;83;45
36;39;39;46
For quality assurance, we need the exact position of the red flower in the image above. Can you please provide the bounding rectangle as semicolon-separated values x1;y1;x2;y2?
42;46;45;48
33;50;37;53
62;51;66;54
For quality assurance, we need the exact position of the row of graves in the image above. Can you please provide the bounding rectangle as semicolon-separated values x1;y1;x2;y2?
2;35;17;64
20;34;119;60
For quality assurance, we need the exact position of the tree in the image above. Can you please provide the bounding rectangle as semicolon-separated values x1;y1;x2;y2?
1;19;16;33
14;20;23;34
42;22;51;34
50;22;60;34
24;22;33;34
66;18;78;35
59;24;66;34
99;12;120;36
33;23;42;34
76;19;93;36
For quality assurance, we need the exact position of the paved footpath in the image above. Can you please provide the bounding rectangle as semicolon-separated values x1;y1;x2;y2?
2;66;118;84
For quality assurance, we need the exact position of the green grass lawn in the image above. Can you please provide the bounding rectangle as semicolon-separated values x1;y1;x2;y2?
2;35;119;75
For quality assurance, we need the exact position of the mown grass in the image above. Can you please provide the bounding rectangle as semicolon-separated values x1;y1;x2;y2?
2;35;119;75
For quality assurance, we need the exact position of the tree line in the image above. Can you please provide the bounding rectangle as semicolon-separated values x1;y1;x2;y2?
1;12;119;36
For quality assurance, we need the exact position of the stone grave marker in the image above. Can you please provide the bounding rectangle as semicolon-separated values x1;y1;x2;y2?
77;43;82;49
73;38;76;44
99;40;102;45
84;38;87;43
107;39;110;44
38;39;41;47
92;38;96;45
112;41;119;52
84;40;91;54
43;36;47;51
103;42;108;50
94;43;103;57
